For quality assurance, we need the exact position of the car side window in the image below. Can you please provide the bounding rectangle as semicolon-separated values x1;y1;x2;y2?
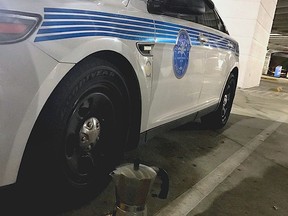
167;3;227;33
196;4;219;30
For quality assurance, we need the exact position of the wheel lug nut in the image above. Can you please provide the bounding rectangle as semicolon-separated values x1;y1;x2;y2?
81;135;88;142
86;121;93;129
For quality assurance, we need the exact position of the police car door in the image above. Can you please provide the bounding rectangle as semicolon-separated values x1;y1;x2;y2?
195;3;235;106
146;2;205;129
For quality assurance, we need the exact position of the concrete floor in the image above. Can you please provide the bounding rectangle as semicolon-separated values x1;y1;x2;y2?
1;77;288;216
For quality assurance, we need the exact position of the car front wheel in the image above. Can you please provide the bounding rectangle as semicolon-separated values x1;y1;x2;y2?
19;57;130;195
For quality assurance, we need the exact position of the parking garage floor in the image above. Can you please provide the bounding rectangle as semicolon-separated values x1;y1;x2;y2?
2;77;288;216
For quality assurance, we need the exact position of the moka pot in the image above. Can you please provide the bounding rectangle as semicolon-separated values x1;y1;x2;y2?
110;161;169;216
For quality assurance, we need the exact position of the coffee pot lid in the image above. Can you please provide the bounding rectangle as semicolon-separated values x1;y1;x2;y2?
112;160;157;180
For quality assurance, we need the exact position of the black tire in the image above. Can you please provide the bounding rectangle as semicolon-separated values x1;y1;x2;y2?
201;73;237;129
19;57;130;198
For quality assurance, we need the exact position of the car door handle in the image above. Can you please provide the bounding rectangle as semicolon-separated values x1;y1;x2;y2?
198;34;209;43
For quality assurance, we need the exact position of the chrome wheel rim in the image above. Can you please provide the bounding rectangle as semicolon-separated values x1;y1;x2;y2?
64;91;115;185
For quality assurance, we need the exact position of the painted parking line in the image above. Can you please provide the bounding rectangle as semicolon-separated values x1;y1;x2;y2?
155;116;288;216
241;89;288;100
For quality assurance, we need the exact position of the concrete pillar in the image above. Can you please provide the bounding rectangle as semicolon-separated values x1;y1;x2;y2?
213;0;278;88
263;50;273;74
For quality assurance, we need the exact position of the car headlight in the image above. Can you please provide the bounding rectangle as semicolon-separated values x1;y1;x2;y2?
0;9;42;44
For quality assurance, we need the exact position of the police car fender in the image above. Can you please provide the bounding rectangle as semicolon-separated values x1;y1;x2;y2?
31;5;155;131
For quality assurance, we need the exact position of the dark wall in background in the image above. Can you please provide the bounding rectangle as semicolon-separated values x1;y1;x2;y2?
269;53;288;70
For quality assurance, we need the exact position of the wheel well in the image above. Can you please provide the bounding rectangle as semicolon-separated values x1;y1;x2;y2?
231;67;239;86
19;50;141;187
85;51;142;150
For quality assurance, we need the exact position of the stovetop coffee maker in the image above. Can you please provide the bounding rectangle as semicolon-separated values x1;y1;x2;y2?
109;160;169;216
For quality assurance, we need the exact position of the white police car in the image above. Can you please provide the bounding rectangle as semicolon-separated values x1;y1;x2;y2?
0;0;239;191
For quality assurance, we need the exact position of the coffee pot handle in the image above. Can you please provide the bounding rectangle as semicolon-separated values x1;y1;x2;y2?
157;168;169;199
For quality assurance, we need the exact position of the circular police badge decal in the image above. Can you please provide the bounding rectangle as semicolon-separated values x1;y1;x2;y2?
173;29;191;79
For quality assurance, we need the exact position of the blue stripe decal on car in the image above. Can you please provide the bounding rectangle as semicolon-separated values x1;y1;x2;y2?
37;26;156;38
35;8;239;55
44;7;154;24
155;20;229;42
43;14;155;28
41;21;155;33
35;32;155;43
